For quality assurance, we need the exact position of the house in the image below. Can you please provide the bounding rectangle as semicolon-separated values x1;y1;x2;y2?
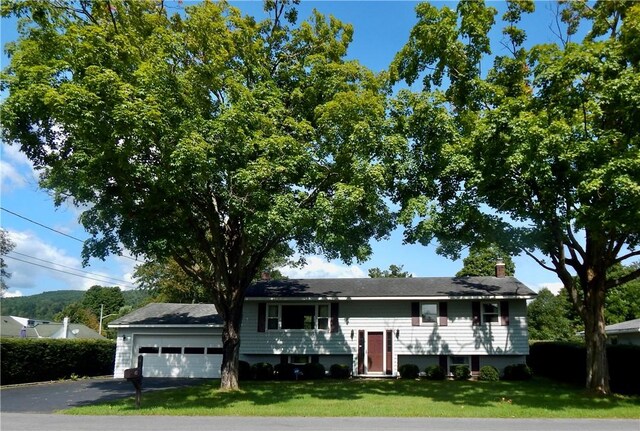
1;316;105;339
604;318;640;346
110;270;536;379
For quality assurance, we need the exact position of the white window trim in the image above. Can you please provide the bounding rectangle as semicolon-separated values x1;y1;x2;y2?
420;302;439;324
481;301;500;324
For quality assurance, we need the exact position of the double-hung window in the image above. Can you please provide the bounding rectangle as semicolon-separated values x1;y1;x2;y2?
267;305;279;330
421;303;438;323
482;302;499;324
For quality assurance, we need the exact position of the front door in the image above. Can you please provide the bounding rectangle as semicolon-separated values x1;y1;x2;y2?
367;332;384;373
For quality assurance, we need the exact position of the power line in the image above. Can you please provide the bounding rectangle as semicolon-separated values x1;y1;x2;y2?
4;255;136;287
8;250;135;286
1;206;139;262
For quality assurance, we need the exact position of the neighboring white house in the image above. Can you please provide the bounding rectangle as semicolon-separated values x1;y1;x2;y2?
110;272;537;379
1;316;104;339
604;318;640;346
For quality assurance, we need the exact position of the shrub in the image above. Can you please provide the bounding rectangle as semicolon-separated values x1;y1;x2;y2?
452;365;471;380
424;365;446;380
503;363;532;381
398;363;420;379
303;362;325;380
479;365;500;382
251;362;274;380
0;338;116;385
329;363;351;379
273;363;301;380
238;360;252;380
607;344;640;395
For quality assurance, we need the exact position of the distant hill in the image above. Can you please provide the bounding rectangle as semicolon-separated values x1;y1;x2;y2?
0;289;150;320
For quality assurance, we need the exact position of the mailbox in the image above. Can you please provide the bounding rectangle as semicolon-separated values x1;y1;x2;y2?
124;355;143;408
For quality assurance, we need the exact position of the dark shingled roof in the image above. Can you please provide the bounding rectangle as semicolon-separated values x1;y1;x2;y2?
109;303;222;326
245;277;536;299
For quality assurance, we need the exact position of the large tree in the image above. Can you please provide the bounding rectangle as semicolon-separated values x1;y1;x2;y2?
368;264;412;278
1;0;396;390
391;1;640;394
456;244;515;277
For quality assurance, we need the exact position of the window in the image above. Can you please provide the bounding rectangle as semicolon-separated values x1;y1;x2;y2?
317;305;329;330
267;304;330;331
267;305;279;330
289;355;310;365
207;347;223;354
139;346;159;354
421;303;438;323
482;302;499;323
449;356;469;374
184;347;205;354
161;347;182;354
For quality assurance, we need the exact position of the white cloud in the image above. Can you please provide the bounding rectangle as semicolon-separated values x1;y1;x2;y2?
2;289;23;298
0;143;38;192
536;282;564;295
279;256;366;279
3;230;136;293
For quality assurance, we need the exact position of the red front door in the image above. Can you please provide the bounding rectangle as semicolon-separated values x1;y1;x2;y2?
367;332;384;373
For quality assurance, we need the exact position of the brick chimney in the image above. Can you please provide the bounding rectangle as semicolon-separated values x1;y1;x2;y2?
495;259;506;278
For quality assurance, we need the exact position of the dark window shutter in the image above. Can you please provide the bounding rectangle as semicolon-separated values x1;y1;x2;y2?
439;355;448;371
411;302;420;326
471;355;480;373
257;303;266;332
330;302;339;333
472;301;481;326
385;330;393;375
357;330;365;375
438;302;448;326
500;300;510;326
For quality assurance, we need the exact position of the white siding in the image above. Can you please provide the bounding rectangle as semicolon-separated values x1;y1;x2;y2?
113;327;221;378
241;298;530;375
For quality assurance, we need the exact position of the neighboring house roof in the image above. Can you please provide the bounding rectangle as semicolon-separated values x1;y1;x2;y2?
109;303;223;327
245;277;537;300
0;316;105;339
604;318;640;335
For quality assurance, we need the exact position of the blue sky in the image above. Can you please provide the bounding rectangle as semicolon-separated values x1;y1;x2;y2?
1;1;572;298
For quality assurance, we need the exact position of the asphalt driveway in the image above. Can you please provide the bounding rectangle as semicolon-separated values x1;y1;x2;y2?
0;377;208;413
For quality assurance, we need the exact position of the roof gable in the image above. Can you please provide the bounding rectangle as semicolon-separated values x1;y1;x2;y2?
245;276;536;299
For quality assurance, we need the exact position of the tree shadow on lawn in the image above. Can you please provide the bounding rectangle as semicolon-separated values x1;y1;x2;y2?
106;377;640;414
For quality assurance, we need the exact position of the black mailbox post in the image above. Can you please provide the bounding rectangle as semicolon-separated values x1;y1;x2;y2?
124;355;143;408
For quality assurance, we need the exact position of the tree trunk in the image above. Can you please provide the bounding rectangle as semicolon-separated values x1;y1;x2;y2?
219;304;243;391
583;276;610;395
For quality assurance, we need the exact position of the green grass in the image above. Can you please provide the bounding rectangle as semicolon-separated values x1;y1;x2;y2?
63;378;640;418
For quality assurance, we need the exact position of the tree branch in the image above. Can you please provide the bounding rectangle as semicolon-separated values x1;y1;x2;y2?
606;267;640;290
614;249;640;265
523;249;556;272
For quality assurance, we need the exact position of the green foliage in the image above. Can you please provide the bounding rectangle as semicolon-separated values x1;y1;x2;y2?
329;363;351;379
424;364;446;380
0;290;85;320
392;0;640;394
502;364;532;381
53;302;99;331
0;338;115;385
0;229;16;294
398;363;420;379
251;362;274;381
81;285;125;317
451;365;471;381
302;362;326;380
456;244;515;277
605;264;640;324
479;365;500;382
134;259;211;304
368;264;412;278
527;288;579;342
0;0;397;390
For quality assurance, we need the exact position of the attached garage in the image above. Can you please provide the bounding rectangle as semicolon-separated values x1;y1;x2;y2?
109;304;223;379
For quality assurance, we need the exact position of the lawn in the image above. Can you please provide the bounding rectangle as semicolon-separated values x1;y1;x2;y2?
63;378;640;418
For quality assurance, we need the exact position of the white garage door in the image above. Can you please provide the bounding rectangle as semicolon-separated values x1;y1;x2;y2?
133;334;223;378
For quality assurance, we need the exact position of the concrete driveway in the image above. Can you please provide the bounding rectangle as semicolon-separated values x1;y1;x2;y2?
0;377;208;413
